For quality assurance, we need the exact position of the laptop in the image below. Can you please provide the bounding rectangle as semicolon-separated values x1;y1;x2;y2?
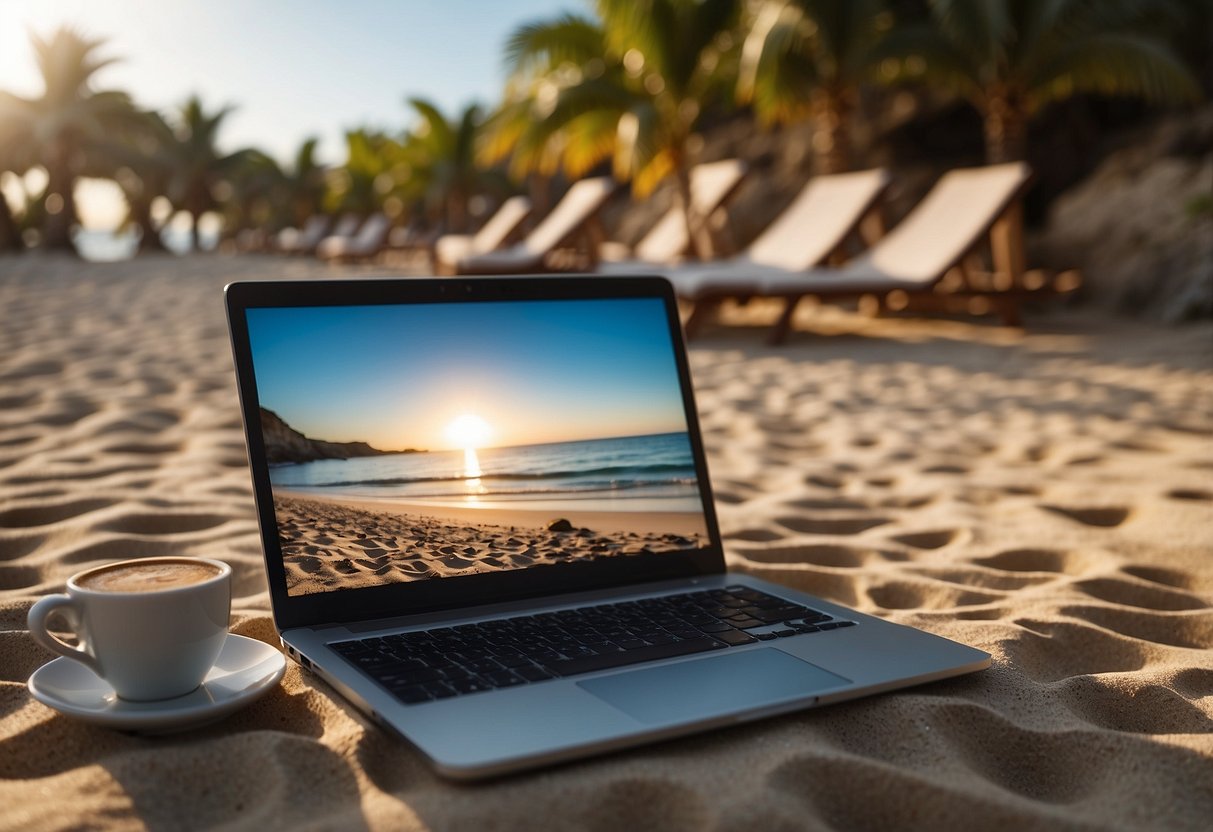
225;275;989;780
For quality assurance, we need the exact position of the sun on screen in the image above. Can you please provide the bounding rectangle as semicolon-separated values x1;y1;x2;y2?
445;414;492;481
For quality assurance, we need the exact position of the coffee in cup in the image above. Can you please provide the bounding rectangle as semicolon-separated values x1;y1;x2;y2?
28;556;232;701
78;560;223;593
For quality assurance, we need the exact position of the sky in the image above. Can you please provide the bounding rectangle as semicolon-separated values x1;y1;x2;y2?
0;0;579;228
244;298;690;452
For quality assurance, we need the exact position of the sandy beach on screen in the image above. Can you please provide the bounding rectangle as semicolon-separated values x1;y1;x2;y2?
274;491;708;593
1;253;1211;831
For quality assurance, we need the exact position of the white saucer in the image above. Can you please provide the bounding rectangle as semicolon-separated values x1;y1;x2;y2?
28;633;287;734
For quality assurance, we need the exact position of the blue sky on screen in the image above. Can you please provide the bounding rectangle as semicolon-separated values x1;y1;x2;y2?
245;298;689;452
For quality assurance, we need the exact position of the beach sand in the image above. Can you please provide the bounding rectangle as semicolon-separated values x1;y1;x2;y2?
1;254;1211;830
274;491;708;593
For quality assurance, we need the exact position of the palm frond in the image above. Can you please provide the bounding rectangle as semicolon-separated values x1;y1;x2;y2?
561;110;621;178
1027;31;1202;109
738;3;819;124
504;14;607;76
869;24;984;102
928;0;1012;79
545;76;637;130
1018;0;1191;85
406;97;456;153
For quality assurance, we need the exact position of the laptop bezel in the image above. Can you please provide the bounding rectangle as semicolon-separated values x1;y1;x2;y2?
225;276;726;631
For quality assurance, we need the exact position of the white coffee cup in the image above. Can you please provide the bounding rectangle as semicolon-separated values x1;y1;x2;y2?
28;557;232;701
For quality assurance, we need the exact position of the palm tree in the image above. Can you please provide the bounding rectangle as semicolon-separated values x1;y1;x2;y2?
404;98;510;233
280;137;327;229
491;0;741;259
12;28;136;253
736;0;891;174
166;95;248;250
876;0;1202;163
97;110;176;253
217;149;284;242
324;128;403;217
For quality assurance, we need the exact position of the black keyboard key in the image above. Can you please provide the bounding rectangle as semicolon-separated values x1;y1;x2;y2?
421;681;457;699
388;667;443;685
544;637;724;678
393;685;432;704
483;670;525;687
516;665;555;682
729;617;766;629
697;622;734;633
447;677;493;694
754;632;777;641
772;629;797;638
714;629;758;646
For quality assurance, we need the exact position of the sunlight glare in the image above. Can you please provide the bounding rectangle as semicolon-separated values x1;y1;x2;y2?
445;413;492;450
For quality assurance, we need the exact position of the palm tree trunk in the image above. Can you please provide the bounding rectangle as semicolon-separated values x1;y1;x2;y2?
131;200;166;253
983;91;1028;163
810;87;851;175
0;192;23;253
43;143;79;254
672;152;713;261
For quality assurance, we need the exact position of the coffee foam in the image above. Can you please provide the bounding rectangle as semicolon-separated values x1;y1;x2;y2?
80;560;222;593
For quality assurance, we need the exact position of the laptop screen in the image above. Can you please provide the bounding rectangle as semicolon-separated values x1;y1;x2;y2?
243;296;711;598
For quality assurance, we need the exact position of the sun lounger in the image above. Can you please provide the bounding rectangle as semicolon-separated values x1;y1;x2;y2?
316;213;391;263
432;196;532;274
658;167;891;296
275;215;332;255
679;163;1080;343
598;159;748;270
453;177;616;275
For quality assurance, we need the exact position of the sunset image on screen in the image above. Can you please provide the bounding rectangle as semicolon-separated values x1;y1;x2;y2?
246;298;708;596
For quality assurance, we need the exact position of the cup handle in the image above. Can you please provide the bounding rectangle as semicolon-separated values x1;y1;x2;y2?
28;594;104;677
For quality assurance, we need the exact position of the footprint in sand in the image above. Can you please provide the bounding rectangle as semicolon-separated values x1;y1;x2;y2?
738;544;871;568
0;564;43;590
890;529;965;550
1056;675;1213;735
878;493;937;509
1058;603;1210;649
786;497;870;510
0;497;113;528
1075;577;1207;611
1040;505;1132;528
727;527;785;542
1064;454;1105;466
922;464;969;475
395;560;433;575
804;474;845;490
1166;488;1213;502
289;555;323;574
775;516;891;535
1120;564;1196;590
975;548;1076;573
865;581;1001;611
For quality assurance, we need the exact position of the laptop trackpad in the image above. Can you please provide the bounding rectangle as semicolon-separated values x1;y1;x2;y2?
578;648;850;725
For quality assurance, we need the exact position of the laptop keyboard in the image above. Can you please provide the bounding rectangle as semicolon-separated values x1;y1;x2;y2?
330;586;855;705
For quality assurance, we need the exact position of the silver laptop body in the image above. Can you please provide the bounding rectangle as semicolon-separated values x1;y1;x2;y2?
225;276;989;780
